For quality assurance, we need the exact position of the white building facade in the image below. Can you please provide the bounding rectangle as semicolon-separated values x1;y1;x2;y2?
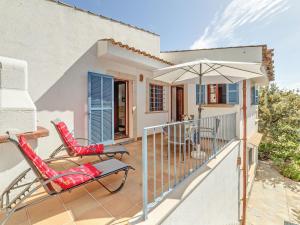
0;0;274;223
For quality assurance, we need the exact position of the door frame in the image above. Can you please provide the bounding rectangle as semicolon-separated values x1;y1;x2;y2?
171;85;184;121
114;78;129;140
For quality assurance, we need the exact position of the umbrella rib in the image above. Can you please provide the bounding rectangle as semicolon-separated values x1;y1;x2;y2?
215;63;263;76
187;65;199;74
202;64;223;75
152;68;179;79
171;69;190;84
153;67;199;80
181;68;200;75
204;63;234;83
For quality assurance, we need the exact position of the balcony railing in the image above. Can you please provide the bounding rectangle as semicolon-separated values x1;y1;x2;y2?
141;113;237;220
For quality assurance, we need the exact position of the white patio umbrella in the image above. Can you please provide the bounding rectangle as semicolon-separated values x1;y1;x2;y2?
153;59;265;216
153;59;264;119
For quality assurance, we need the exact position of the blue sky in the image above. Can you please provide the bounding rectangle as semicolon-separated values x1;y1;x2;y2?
62;0;300;90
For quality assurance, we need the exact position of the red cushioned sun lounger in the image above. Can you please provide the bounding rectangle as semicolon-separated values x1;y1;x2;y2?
0;133;134;225
50;118;129;160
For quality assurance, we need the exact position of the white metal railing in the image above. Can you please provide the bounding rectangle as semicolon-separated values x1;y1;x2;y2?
142;113;236;220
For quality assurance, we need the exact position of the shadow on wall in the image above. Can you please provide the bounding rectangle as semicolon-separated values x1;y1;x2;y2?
35;42;105;138
0;140;37;172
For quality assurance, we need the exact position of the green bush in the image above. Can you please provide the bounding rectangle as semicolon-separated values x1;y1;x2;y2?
258;84;300;181
276;160;300;182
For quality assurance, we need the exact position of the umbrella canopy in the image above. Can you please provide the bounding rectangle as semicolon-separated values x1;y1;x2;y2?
153;59;265;119
153;59;264;84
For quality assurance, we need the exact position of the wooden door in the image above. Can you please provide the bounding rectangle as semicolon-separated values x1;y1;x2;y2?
176;87;184;121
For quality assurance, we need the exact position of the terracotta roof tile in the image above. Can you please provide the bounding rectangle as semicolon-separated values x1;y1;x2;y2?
100;38;173;65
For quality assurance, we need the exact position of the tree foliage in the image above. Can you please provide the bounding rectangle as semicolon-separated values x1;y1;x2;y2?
258;83;300;181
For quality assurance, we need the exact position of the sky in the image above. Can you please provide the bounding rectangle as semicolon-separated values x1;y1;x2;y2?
62;0;300;90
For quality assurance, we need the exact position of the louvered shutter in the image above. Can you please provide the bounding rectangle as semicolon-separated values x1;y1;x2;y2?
196;84;205;104
227;83;239;104
88;72;114;145
251;86;259;105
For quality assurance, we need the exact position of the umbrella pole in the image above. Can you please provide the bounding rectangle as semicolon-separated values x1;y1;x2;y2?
197;64;202;147
198;64;203;120
194;65;202;157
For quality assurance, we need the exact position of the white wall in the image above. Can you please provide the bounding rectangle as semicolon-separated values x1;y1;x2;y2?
136;73;170;137
161;46;263;64
237;80;259;139
0;0;161;146
161;142;241;225
0;0;162;192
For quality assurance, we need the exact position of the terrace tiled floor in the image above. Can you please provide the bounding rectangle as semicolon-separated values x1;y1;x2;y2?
1;134;220;225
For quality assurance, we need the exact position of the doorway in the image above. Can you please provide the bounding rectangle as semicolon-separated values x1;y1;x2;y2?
171;86;184;121
114;80;128;140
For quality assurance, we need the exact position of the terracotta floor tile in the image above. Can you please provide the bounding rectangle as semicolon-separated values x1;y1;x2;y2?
60;187;88;204
27;196;72;225
109;203;142;225
1;137;217;225
73;205;114;225
99;193;136;217
0;209;29;225
60;188;109;221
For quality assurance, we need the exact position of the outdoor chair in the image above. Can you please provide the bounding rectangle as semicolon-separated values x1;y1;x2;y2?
50;119;129;160
162;118;221;160
0;133;134;225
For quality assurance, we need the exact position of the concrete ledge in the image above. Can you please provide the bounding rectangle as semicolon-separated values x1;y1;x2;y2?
0;126;49;143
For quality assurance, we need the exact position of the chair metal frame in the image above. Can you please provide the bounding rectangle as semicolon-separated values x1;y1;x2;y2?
50;119;129;160
0;133;134;225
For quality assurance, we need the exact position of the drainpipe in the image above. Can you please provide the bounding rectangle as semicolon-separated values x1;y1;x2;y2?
242;80;247;225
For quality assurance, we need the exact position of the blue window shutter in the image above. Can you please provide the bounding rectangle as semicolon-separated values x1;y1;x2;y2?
251;86;255;105
196;84;205;104
251;86;259;105
227;83;239;104
196;84;199;104
255;88;259;105
88;72;114;145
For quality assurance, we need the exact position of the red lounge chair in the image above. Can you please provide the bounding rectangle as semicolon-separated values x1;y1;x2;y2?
0;133;134;225
50;119;129;159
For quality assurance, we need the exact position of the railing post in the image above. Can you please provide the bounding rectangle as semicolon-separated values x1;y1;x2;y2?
142;128;148;220
212;118;217;156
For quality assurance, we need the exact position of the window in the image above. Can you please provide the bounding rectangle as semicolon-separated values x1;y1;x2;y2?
149;84;165;111
195;83;240;105
207;84;227;104
251;86;259;105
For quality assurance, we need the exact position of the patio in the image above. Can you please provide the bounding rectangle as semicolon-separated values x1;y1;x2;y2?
0;137;198;225
0;127;228;225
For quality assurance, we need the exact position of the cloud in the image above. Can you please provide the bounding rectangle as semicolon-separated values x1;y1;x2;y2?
191;0;289;49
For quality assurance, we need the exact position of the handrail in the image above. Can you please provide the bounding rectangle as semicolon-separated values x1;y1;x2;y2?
141;113;237;220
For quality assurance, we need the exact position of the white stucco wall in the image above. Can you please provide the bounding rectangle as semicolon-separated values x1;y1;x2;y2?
134;141;242;225
160;46;264;64
162;142;241;225
0;0;162;145
0;0;164;192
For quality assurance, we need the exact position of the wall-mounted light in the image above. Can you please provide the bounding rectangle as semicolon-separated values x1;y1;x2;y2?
139;74;144;82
